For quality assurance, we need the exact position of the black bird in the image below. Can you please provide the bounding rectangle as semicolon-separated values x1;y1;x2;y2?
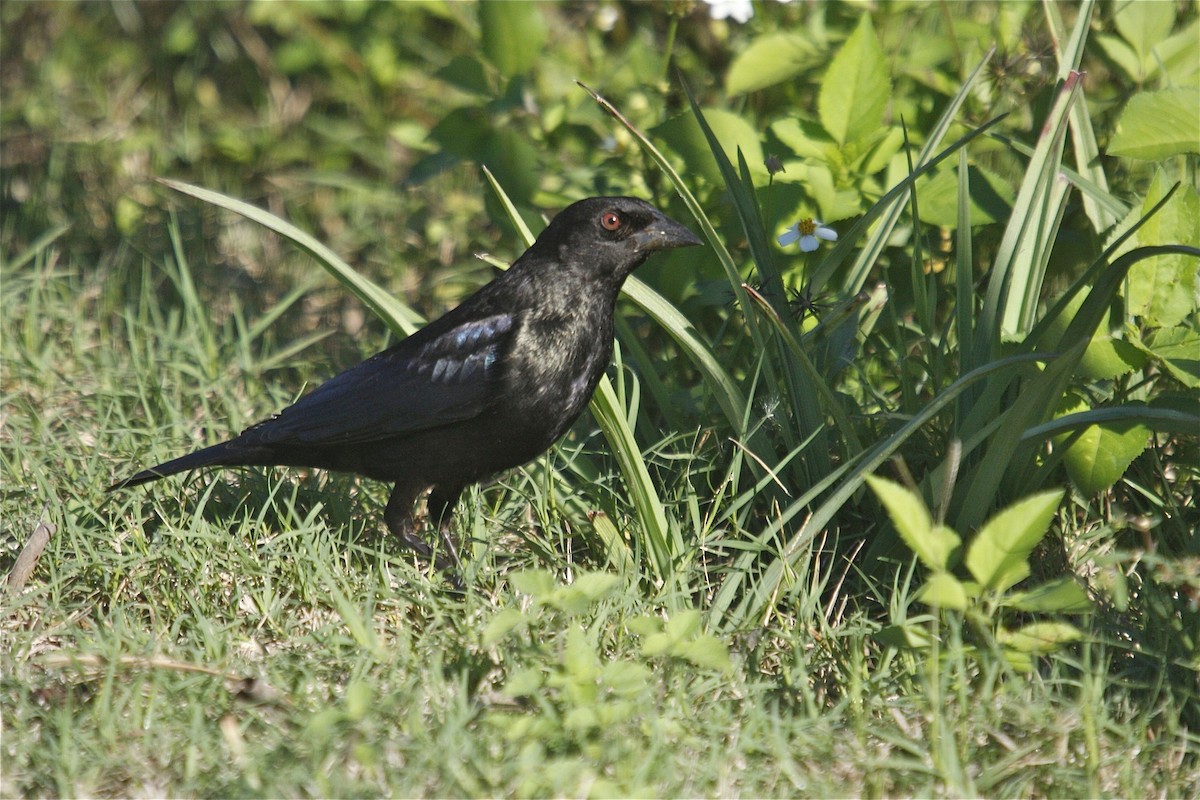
110;196;701;571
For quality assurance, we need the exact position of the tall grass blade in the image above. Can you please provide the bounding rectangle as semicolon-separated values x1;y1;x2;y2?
979;72;1082;347
712;354;1049;630
158;178;424;336
1045;0;1117;233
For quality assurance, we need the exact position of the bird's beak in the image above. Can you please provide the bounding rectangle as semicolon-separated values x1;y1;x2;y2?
634;214;704;252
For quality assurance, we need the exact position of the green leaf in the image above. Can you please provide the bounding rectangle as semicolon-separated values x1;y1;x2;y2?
503;667;545;698
675;636;733;672
601;660;652;695
770;117;838;162
877;623;935;649
727;32;822;95
509;569;556;599
1120;174;1200;328
1004;578;1093;613
916;163;1014;227
818;13;890;146
1042;290;1147;379
653;108;765;184
866;475;962;571
483;608;528;646
1078;335;1148;381
917;572;969;610
479;127;540;206
1137;326;1200;388
965;490;1064;592
999;621;1084;653
626;616;663;637
1109;89;1200;161
478;1;546;77
543;572;621;615
570;572;621;604
664;608;703;641
1113;0;1177;81
1057;405;1152;496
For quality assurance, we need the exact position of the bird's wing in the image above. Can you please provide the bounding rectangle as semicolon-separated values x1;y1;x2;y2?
243;313;514;446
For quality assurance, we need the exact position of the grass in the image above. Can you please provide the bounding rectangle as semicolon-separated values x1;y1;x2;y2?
3;221;1197;797
5;2;1199;796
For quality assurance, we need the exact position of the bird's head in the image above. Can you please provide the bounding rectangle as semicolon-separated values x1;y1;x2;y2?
534;196;702;283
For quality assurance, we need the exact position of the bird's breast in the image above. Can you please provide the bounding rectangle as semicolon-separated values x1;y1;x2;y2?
499;305;614;438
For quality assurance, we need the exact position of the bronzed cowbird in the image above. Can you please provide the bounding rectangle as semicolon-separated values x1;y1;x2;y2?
110;196;701;571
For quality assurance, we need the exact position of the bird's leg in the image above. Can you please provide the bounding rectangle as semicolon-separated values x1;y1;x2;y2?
384;483;463;587
383;484;434;559
427;484;465;571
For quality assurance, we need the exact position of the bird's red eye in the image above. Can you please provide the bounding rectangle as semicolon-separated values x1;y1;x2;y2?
600;211;622;231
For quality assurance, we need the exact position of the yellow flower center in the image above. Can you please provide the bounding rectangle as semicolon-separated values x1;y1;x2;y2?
797;218;817;235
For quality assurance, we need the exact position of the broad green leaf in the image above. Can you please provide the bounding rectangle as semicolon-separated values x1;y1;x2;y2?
916;163;1014;227
1056;401;1152;496
917;572;969;610
877;623;935;649
664;608;703;641
727;32;822;95
866;475;961;570
965;489;1064;592
999;621;1084;653
1113;0;1177;81
601;660;652;695
653;108;766;183
509;569;556;599
1136;326;1200;388
1001;649;1035;672
1004;578;1092;613
482;609;528;646
1120;174;1200;328
503;667;545;698
1042;290;1146;379
480;128;540;206
1157;19;1200;85
571;572;622;603
770;117;838;162
626;616;663;637
818;13;890;146
1093;34;1140;84
675;636;733;672
1078;335;1148;381
1109;89;1200;161
542;572;621;615
479;1;546;77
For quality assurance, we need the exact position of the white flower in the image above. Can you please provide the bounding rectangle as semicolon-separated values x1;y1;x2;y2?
702;0;755;24
778;218;838;252
701;0;794;23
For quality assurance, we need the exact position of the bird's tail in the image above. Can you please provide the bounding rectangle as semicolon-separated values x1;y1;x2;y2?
108;442;249;491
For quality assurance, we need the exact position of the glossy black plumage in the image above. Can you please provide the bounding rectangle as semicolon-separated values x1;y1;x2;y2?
110;196;701;571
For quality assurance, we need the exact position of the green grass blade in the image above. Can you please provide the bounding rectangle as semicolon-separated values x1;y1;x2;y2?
978;72;1082;348
955;148;976;381
1022;405;1200;441
158;178;425;336
1045;0;1117;233
680;81;827;478
589;375;676;583
712;353;1050;630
